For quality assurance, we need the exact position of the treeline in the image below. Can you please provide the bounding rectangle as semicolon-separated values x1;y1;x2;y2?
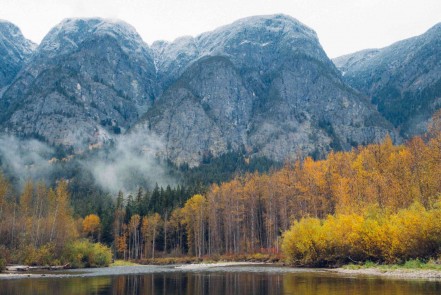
0;179;112;269
280;126;441;265
111;185;197;260
0;170;203;268
1;114;439;267
111;127;440;261
173;150;279;186
0;181;77;263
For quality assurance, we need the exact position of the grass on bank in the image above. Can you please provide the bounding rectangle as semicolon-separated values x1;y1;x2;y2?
110;260;141;267
344;259;441;271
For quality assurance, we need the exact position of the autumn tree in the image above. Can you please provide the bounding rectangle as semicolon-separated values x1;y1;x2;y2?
141;213;161;258
182;194;207;257
128;214;141;259
82;214;101;242
49;180;78;253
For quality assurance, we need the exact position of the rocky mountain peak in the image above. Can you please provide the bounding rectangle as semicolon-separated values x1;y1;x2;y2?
426;22;441;35
141;14;396;166
195;14;325;64
38;17;151;59
152;14;333;96
0;20;35;48
0;20;36;91
0;15;403;166
333;21;441;137
0;18;157;151
197;14;318;47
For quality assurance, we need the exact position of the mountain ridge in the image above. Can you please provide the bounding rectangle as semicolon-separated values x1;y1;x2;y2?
0;20;36;94
135;15;396;166
3;15;438;167
0;18;157;150
333;22;441;137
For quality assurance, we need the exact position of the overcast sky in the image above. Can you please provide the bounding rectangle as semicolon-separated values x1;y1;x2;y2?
1;0;440;58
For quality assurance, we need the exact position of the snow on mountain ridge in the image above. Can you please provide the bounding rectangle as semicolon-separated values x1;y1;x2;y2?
0;20;36;53
334;22;441;76
38;18;151;59
0;20;36;91
332;22;441;138
151;14;329;96
196;13;318;51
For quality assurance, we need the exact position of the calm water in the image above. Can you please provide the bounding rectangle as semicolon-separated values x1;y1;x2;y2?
1;265;440;295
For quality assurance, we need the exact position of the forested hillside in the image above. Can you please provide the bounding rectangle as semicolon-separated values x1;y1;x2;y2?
2;114;438;269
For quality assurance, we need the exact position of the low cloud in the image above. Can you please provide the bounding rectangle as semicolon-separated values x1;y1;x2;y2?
0;130;174;194
81;130;174;194
0;135;54;187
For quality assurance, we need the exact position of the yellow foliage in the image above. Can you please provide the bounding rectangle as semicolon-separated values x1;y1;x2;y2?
282;203;441;265
82;214;101;238
182;194;207;256
281;218;325;265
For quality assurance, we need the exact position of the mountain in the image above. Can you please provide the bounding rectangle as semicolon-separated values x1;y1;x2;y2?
333;23;441;137
136;14;395;166
0;18;156;150
151;14;332;96
0;15;399;168
0;20;35;94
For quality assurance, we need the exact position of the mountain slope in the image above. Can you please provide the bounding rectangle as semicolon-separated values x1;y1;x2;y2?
151;14;333;95
138;14;396;166
0;20;35;93
333;23;441;137
0;15;399;167
0;18;156;150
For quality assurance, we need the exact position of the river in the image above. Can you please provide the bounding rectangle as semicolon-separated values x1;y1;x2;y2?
1;264;440;294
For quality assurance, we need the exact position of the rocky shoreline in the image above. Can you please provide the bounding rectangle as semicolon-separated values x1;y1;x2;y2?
2;263;441;281
330;267;441;280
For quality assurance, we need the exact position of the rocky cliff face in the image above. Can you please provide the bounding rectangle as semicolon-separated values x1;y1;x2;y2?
0;20;35;94
333;23;441;137
0;18;156;150
0;15;399;166
138;14;396;166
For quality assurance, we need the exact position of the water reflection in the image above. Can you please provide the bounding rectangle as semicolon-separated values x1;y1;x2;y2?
281;274;441;295
1;270;441;295
108;272;285;295
0;276;112;295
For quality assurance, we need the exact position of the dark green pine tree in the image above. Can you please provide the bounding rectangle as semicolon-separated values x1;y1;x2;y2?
148;183;161;214
125;194;137;223
135;186;147;216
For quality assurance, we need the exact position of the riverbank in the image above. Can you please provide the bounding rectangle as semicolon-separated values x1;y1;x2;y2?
0;272;67;279
134;253;282;265
330;268;441;280
2;264;440;295
329;259;441;280
174;261;266;269
0;262;272;280
2;260;441;281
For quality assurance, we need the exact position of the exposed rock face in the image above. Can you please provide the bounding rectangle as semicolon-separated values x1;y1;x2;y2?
333;23;441;137
333;49;380;76
151;36;200;97
138;14;395;166
0;15;399;166
0;18;156;150
134;56;255;166
0;20;35;93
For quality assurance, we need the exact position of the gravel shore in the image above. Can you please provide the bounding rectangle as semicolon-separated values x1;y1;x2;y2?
2;263;441;281
330;268;441;280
